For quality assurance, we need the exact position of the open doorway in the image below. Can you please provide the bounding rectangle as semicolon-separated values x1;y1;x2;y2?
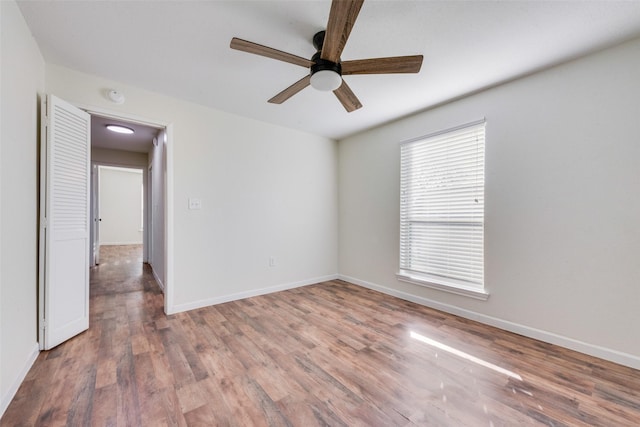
38;94;172;350
89;114;167;297
90;164;151;297
98;166;143;247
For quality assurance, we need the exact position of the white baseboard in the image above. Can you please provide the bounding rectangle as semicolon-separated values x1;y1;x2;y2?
169;274;339;314
1;343;39;418
149;263;164;292
339;274;640;370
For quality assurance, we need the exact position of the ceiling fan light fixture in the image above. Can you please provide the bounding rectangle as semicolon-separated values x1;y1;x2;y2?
106;124;134;134
310;69;342;91
229;1;422;111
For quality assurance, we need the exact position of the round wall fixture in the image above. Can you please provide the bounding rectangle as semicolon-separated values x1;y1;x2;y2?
107;89;125;104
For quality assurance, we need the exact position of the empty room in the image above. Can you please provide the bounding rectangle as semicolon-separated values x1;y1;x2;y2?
1;0;640;425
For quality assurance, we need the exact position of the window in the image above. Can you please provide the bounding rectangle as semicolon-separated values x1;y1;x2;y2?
398;120;487;300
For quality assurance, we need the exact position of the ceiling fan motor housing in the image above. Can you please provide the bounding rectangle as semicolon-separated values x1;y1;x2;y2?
312;30;326;51
311;51;342;76
311;31;341;76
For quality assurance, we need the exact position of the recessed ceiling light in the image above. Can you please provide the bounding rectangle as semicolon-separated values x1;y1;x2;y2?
106;124;134;134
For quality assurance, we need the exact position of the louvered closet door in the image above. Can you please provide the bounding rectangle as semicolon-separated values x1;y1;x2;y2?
40;95;91;350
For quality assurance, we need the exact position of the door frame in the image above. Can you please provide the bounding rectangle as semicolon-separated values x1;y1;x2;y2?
90;164;100;267
78;104;174;314
148;164;153;264
91;163;147;259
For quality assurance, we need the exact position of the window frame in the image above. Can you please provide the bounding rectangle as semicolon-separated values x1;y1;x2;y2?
397;120;489;300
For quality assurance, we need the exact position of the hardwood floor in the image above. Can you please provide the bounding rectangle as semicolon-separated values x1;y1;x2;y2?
2;246;640;426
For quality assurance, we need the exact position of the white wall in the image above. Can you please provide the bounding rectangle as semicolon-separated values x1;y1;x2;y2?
338;37;640;368
0;0;45;414
99;166;143;245
92;147;148;168
45;64;338;312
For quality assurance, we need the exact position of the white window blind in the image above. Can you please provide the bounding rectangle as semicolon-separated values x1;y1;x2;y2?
399;121;485;292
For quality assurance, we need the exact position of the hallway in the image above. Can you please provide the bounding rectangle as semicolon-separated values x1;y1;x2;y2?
2;245;166;425
90;245;156;296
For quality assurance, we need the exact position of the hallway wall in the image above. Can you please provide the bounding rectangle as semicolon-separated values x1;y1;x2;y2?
92;147;148;168
149;129;166;288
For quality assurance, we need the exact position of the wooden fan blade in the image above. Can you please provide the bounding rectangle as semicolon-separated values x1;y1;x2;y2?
230;38;312;68
333;80;362;112
321;0;365;63
268;75;311;104
342;55;423;75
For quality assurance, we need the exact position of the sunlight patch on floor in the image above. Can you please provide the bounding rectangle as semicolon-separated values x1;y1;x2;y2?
410;331;522;381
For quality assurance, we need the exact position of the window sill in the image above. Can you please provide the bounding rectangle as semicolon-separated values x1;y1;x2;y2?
396;272;489;301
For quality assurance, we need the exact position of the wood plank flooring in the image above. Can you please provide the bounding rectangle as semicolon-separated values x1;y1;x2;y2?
2;245;640;426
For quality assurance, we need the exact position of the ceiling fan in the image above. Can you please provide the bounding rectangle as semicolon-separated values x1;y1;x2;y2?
230;0;423;112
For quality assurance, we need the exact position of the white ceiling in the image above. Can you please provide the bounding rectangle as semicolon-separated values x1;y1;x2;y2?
91;115;159;153
18;1;640;140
